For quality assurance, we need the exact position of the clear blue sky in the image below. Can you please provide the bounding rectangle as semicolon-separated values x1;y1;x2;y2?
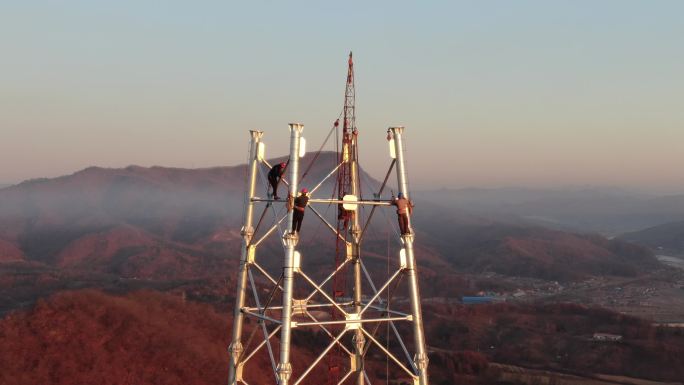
1;1;683;191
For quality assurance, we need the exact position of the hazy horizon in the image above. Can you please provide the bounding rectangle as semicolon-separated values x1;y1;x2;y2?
2;1;683;191
2;159;683;196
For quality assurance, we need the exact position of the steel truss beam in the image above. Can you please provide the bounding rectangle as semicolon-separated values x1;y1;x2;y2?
359;258;417;374
247;269;278;380
293;329;347;385
309;160;345;195
309;205;347;242
292;316;411;327
252;197;392;206
361;327;417;380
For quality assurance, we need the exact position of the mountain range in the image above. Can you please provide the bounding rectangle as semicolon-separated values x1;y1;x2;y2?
418;187;684;235
620;220;684;255
0;153;660;288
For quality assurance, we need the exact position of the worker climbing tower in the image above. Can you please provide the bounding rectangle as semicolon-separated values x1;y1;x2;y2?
227;53;430;385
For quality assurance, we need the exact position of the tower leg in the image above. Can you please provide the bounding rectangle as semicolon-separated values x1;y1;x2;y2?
277;123;304;385
350;140;365;385
229;130;263;385
391;126;429;385
352;235;365;385
402;235;429;385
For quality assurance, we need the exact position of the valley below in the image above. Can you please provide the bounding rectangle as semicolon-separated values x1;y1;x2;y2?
2;158;684;384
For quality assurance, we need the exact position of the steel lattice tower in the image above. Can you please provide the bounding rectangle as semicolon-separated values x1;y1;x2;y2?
227;54;430;385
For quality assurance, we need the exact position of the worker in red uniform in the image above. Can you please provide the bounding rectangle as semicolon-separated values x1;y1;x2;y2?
391;192;414;235
268;161;287;200
291;188;309;234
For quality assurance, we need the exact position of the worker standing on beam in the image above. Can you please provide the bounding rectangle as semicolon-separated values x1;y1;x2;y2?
268;161;288;200
290;188;309;234
391;192;414;235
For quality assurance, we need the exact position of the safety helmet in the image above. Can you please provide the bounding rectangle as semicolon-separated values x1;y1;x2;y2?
301;188;308;194
280;162;286;168
398;192;404;198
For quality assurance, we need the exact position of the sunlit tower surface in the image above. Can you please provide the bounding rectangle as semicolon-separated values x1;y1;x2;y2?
227;53;430;385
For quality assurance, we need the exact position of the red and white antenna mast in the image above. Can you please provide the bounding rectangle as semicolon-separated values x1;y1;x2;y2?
337;51;358;223
331;51;364;384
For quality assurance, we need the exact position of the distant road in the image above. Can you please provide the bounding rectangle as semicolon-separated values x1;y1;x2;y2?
656;255;684;270
655;323;684;328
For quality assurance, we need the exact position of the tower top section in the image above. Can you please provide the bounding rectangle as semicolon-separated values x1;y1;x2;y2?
343;51;355;136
